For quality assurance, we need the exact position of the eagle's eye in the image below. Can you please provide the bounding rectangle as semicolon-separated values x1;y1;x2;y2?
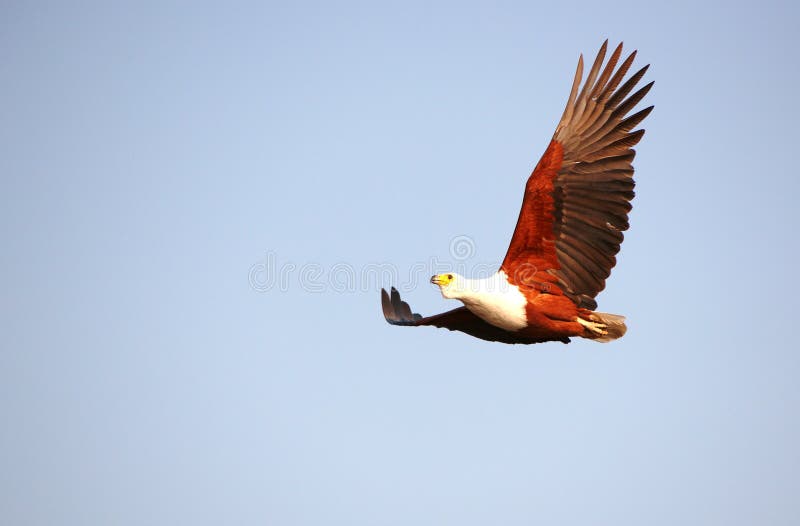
447;274;453;280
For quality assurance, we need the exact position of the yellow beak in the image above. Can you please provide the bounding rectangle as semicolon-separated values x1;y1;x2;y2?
430;274;452;286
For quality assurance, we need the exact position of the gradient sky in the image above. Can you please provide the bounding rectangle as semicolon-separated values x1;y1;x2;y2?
2;2;799;525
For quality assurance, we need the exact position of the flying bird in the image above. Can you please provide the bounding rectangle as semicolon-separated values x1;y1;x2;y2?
381;41;653;344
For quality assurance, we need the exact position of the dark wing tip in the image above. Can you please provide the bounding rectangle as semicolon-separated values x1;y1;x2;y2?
381;288;394;320
381;287;422;326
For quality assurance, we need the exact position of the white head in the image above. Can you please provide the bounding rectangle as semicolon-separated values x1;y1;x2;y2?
430;272;468;299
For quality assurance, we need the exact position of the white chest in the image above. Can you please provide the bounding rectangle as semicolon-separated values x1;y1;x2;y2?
459;273;529;331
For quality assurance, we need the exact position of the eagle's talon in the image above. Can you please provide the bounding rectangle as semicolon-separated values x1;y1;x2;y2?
577;317;608;335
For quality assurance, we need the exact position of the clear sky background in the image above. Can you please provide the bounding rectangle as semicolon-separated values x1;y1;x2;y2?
2;1;799;525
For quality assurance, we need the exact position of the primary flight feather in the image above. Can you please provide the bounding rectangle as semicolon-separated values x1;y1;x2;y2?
381;41;653;344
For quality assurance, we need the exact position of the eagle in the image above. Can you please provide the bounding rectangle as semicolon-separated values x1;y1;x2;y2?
381;41;653;345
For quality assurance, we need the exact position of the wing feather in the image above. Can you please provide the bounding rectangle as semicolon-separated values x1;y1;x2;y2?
501;42;653;309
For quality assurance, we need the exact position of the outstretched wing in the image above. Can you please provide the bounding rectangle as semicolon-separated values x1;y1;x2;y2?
500;41;653;310
381;288;567;344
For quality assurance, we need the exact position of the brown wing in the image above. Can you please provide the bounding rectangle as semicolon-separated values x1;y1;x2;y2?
381;288;567;344
500;41;653;310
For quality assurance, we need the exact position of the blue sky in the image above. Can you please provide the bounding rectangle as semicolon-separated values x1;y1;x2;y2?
2;1;799;525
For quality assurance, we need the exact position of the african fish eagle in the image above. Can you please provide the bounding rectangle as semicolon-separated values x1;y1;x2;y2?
381;41;653;344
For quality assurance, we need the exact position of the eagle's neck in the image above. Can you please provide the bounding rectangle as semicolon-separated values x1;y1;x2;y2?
457;272;529;331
